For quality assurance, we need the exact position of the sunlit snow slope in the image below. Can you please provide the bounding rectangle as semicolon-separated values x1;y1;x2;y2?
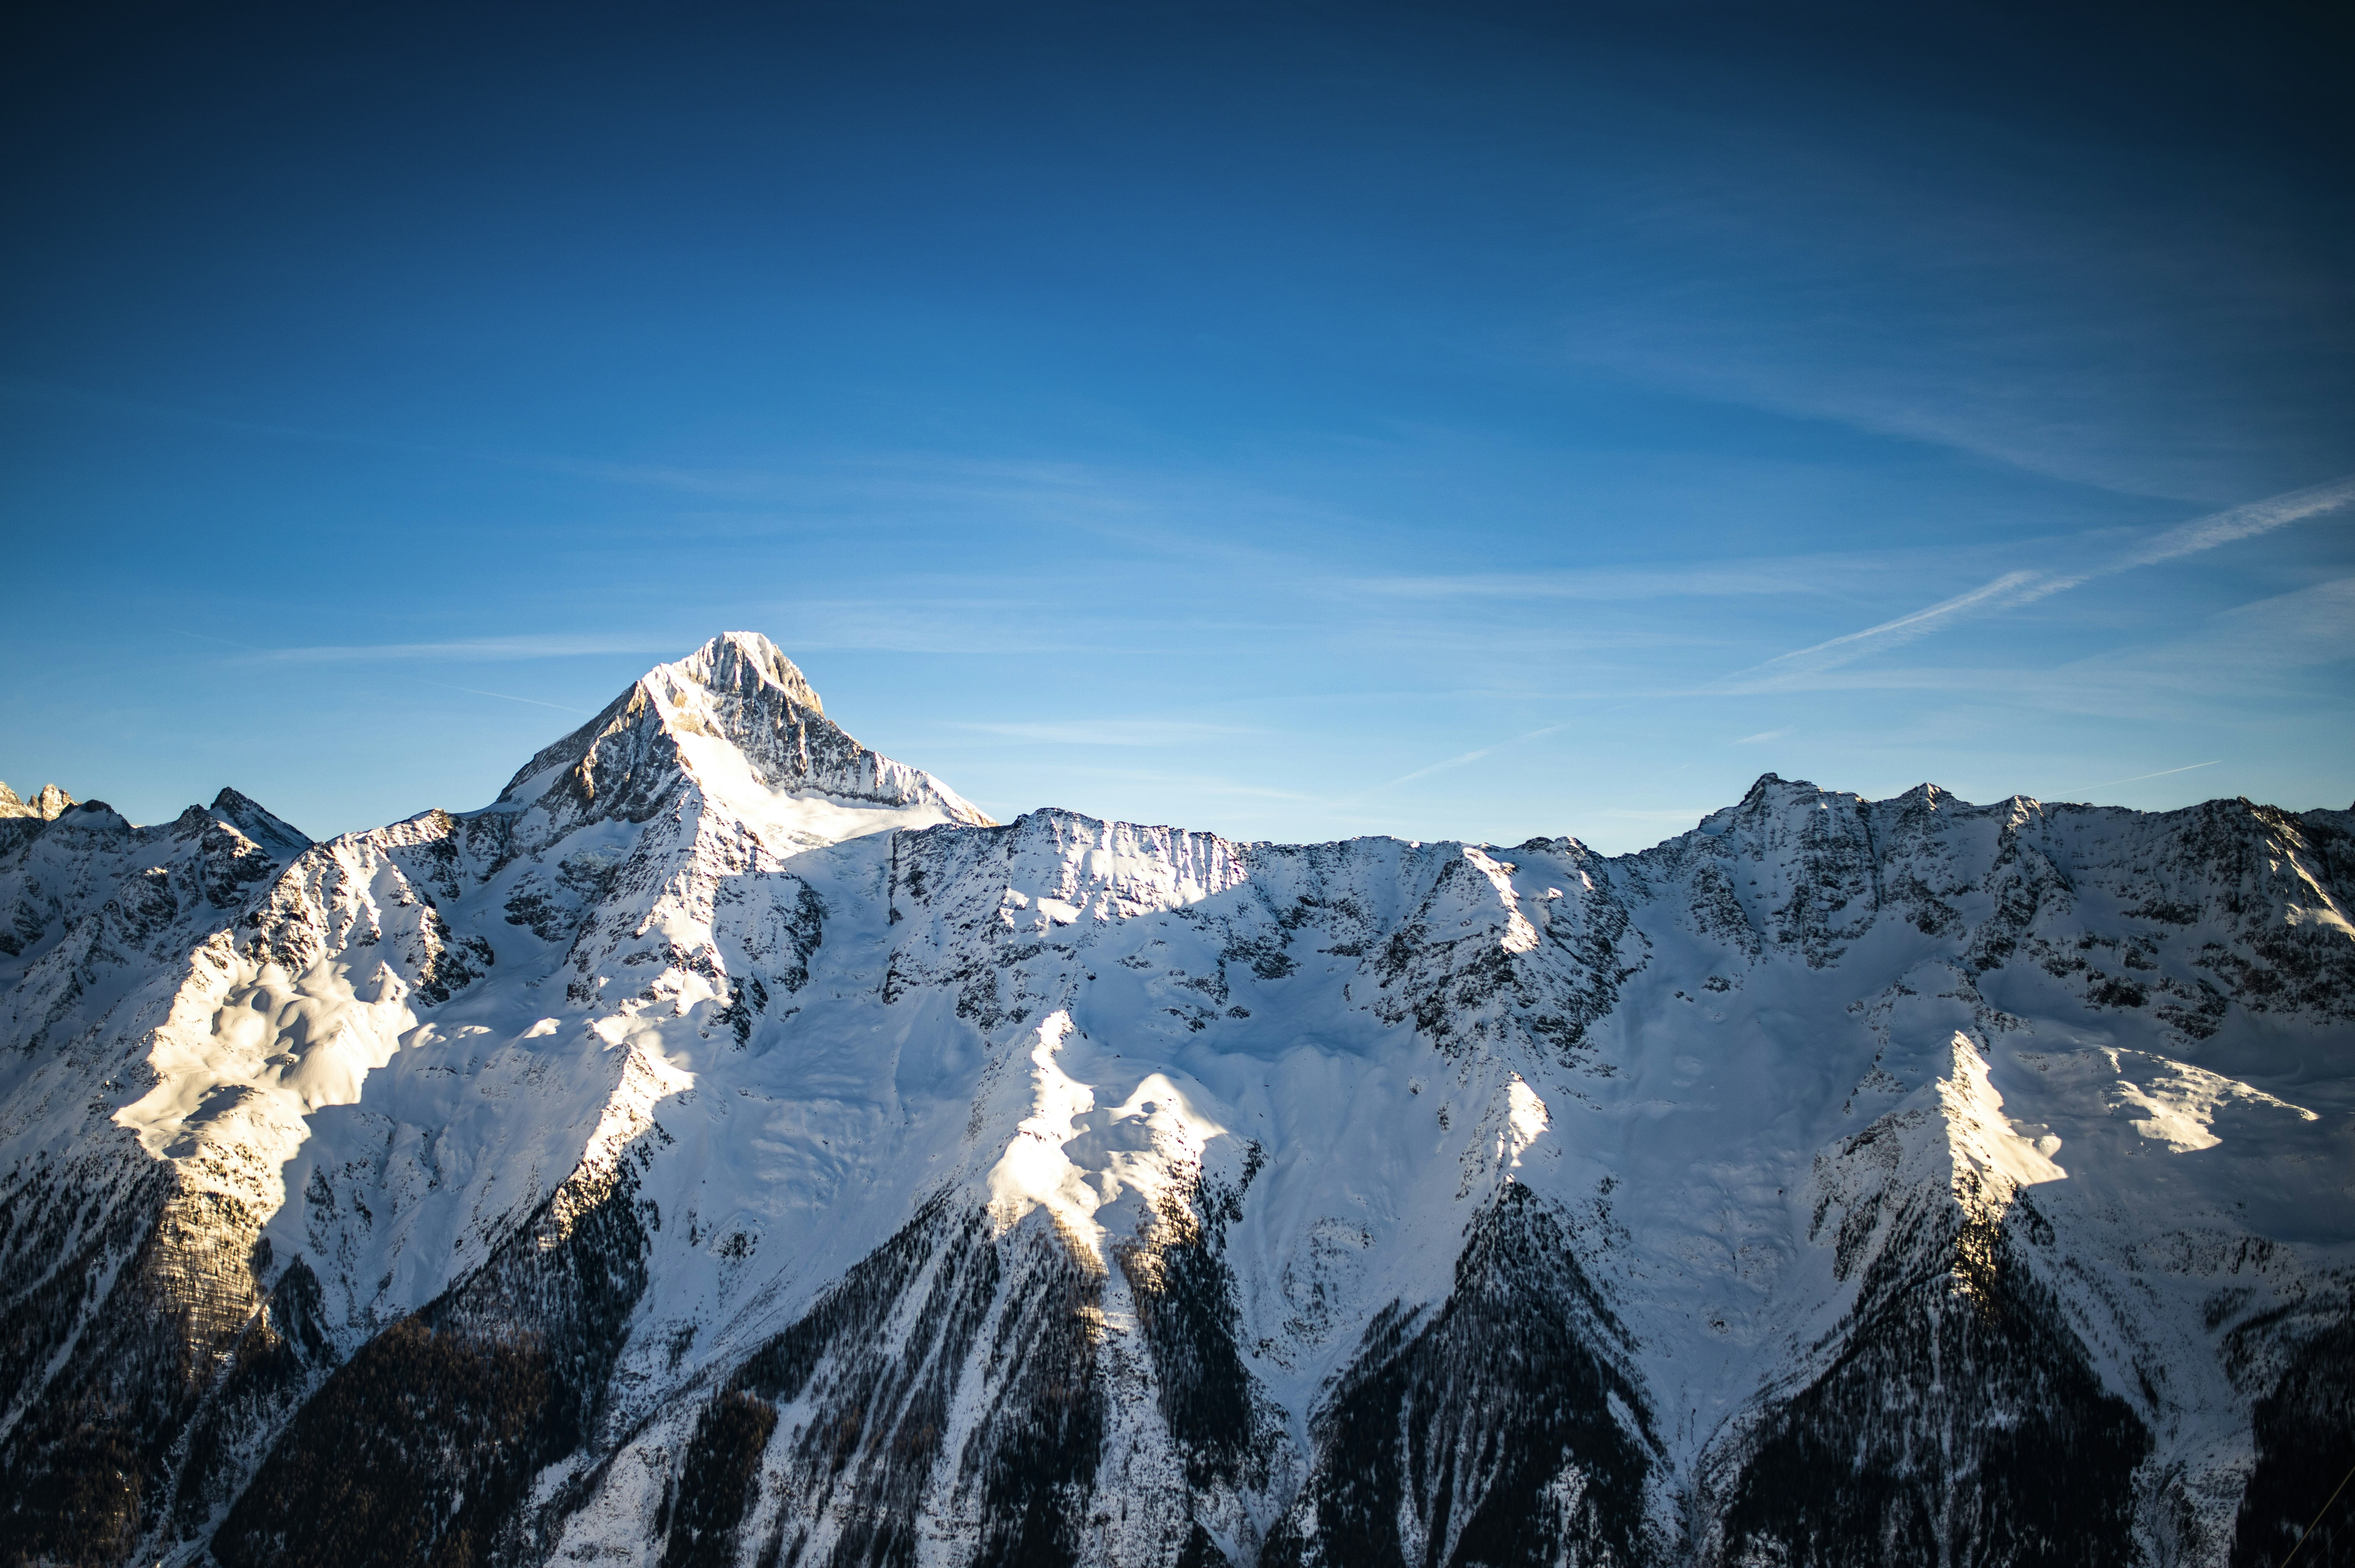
2;632;2350;1568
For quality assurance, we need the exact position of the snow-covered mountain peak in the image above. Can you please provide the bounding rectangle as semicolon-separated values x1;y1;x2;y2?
639;631;993;847
668;629;827;715
0;780;75;820
492;633;991;851
206;786;310;857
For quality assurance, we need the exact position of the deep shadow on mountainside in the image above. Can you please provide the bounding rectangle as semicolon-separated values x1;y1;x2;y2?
1;633;2351;1568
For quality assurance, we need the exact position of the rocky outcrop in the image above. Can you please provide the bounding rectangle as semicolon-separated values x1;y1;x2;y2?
0;781;76;826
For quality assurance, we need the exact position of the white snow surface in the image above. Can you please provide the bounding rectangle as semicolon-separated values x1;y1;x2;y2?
2;632;2351;1565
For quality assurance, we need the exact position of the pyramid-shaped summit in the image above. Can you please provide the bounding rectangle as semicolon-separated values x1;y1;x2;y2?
675;629;827;714
494;631;991;841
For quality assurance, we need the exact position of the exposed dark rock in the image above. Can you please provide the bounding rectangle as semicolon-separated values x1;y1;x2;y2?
212;1160;650;1568
1715;1191;2151;1567
1265;1186;1665;1568
2230;1293;2355;1568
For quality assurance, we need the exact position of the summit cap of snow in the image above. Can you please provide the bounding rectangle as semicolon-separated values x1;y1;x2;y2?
671;631;824;717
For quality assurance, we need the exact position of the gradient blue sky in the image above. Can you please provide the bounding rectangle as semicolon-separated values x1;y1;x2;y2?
4;1;2351;852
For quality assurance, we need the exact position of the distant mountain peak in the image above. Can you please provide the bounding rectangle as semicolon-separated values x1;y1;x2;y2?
208;786;312;855
0;781;75;820
637;631;991;836
494;631;990;844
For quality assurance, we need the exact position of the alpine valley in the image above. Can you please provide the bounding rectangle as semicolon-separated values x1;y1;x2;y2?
3;633;2350;1568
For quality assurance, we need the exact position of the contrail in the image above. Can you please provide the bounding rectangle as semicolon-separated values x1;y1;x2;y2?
2086;760;2220;789
417;680;595;715
1335;723;1568;804
1725;474;2355;687
1742;570;2043;679
2122;475;2355;568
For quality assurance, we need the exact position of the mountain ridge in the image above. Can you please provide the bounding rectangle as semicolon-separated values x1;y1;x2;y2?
1;632;2349;1568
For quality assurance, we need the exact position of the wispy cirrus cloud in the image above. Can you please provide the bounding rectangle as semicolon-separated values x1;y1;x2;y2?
1049;764;1324;804
519;456;792;496
950;719;1258;747
1723;474;2355;691
1344;565;1844;600
759;599;1080;656
2054;576;2355;693
242;634;687;664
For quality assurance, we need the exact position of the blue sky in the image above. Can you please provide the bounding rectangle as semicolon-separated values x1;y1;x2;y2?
4;2;2350;852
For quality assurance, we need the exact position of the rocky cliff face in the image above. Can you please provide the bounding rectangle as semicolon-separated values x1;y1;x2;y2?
2;633;2349;1568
